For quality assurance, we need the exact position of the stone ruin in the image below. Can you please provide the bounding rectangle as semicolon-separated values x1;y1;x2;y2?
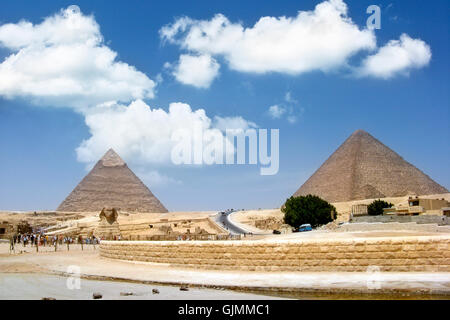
254;217;283;230
158;224;173;234
277;224;294;234
157;223;211;237
0;220;33;239
94;207;121;239
100;207;119;224
0;221;15;239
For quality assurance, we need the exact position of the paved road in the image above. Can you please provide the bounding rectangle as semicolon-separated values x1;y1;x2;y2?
213;211;248;235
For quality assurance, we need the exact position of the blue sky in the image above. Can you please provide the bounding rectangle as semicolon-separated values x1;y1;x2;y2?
0;0;448;211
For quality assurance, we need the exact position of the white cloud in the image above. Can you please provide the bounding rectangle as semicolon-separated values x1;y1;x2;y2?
0;6;155;110
160;0;376;78
358;34;431;79
287;115;298;123
161;0;432;85
76;100;256;167
0;6;258;186
268;92;303;123
213;116;257;131
284;91;298;104
268;105;286;119
172;54;220;88
136;170;182;187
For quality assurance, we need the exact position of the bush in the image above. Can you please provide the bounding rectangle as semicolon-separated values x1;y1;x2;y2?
282;195;336;229
367;199;393;216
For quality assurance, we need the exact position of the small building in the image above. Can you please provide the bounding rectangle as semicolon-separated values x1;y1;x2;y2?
407;196;449;211
441;207;450;217
351;204;368;216
385;196;450;216
0;222;15;239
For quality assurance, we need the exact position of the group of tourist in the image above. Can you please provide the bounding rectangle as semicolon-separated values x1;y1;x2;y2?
13;233;49;247
9;233;99;251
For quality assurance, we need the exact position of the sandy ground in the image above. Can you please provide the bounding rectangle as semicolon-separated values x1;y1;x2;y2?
118;212;225;236
0;240;98;257
1;242;449;299
0;210;217;233
230;210;280;234
228;210;448;239
2;193;448;238
231;193;450;231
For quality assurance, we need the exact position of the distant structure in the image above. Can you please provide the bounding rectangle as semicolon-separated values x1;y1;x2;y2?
0;221;15;239
351;204;368;217
57;149;168;213
294;130;448;203
384;196;450;216
95;207;121;239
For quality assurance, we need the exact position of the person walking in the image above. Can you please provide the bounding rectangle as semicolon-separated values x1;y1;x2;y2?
9;236;14;253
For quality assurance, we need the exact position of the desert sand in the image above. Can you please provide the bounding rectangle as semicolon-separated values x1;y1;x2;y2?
231;193;450;233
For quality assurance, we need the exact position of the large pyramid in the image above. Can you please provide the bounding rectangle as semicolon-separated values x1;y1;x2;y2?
294;130;448;203
57;149;168;213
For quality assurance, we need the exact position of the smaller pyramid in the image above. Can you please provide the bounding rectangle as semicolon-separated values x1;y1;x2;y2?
294;130;448;203
57;149;168;213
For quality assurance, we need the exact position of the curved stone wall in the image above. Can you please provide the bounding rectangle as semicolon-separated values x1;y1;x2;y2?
100;235;450;272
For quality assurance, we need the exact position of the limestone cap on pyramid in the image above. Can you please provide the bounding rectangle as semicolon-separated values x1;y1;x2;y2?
100;148;126;167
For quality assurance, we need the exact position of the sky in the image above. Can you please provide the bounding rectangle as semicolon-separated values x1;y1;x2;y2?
0;0;448;211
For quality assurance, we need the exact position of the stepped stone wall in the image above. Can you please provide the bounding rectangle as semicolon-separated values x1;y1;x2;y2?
100;235;450;272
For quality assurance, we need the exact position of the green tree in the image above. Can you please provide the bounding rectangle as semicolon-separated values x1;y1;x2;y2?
282;195;336;229
367;199;393;216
